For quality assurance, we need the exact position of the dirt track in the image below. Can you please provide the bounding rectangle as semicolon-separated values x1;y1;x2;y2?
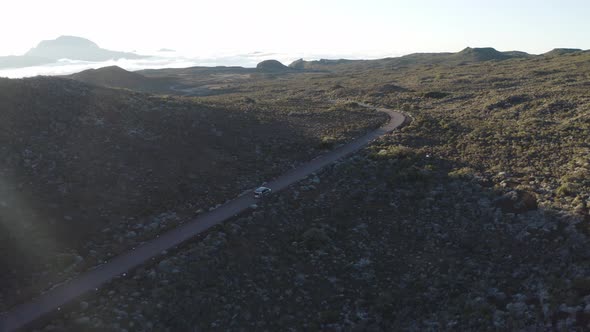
0;104;405;331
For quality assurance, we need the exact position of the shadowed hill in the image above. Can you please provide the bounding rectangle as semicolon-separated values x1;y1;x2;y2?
0;77;303;308
69;66;149;87
0;76;386;311
67;66;172;92
0;76;321;252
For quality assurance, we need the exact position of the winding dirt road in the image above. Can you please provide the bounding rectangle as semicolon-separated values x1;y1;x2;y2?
0;104;405;331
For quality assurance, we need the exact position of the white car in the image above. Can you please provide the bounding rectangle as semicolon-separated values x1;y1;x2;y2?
254;186;272;198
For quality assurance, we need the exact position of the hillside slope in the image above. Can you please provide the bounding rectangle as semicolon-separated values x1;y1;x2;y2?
0;77;385;310
288;47;532;71
67;66;174;92
42;50;590;331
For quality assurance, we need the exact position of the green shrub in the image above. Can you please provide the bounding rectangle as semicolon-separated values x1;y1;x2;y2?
425;164;436;171
556;183;578;197
370;145;414;160
318;135;338;149
448;167;476;179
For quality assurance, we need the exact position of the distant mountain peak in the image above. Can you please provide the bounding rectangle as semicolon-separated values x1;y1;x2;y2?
47;36;99;48
24;35;145;62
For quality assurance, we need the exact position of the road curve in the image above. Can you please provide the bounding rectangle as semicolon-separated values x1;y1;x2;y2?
0;104;405;331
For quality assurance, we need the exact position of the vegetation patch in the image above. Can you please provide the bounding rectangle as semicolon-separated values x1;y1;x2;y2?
423;91;451;99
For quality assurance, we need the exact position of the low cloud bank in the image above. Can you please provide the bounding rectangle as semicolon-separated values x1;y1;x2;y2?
0;51;395;78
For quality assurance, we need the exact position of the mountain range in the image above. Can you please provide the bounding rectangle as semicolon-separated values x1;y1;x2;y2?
288;47;587;70
0;36;147;69
60;46;588;96
2;35;587;74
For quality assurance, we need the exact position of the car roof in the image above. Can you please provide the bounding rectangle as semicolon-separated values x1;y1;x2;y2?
255;187;270;192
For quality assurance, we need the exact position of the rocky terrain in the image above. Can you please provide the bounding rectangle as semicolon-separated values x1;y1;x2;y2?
0;76;384;311
44;121;590;331
360;50;590;218
5;48;590;330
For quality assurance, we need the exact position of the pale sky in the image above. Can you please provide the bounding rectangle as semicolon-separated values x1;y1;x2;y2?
1;0;589;58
